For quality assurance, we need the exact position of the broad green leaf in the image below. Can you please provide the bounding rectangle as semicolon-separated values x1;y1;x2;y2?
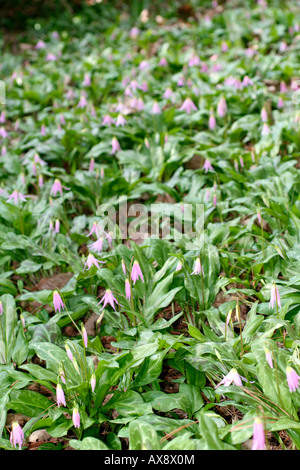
128;420;161;450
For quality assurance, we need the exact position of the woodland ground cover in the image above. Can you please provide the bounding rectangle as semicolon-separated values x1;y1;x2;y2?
1;0;300;451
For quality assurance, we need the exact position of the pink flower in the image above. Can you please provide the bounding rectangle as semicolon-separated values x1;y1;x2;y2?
83;253;104;271
82;326;88;348
203;159;213;173
188;54;200;67
261;107;268;122
83;73;91;87
286;366;300;392
72;406;80;428
179;97;197;114
97;289;118;311
280;81;287;93
41;124;46;136
139;60;149;71
106;231;113;248
88;238;104;254
10;421;25;450
176;261;183;272
261;123;270;136
217;97;227;118
265;348;273;369
0;127;7;138
242;76;253;87
0;301;2;315
34;153;47;166
140;81;148;92
159;57;168;66
7;190;28;204
53;290;65;313
226;309;232;326
102;115;114;126
121;258;126;275
129;27;139;39
59;367;66;384
91;373;96;392
50;179;69;197
55;219;60;233
77;95;87;109
116;114;127;127
59;114;66;125
269;283;281;309
129;80;139;92
136;97;144;111
36;40;46;50
215;368;243;388
279;42;288;52
124;86;133;97
278;97;284;109
125;278;131;300
252;417;265;450
131;260;144;285
201;62;209;73
191;257;204;275
66;89;75;100
0;111;5;123
221;41;228;52
213;193;217;207
46;53;57;62
257;209;262;225
245;48;257;58
65;343;73;362
87;221;100;238
89;158;95;173
111;137;121;154
38;175;44;188
209;110;216;130
150;101;161;115
56;383;66;407
163;87;174;100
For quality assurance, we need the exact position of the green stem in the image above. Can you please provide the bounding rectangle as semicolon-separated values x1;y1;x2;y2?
18;199;24;235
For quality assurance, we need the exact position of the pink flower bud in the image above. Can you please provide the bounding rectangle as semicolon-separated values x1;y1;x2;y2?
10;421;25;450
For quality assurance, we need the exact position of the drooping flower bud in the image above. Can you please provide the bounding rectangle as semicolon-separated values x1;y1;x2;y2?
10;421;25;450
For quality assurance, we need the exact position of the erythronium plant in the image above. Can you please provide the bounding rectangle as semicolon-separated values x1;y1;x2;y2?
0;0;300;452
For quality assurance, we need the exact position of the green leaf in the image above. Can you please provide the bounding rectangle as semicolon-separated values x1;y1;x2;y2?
143;391;190;413
11;324;29;366
197;410;234;450
128;420;161;450
102;391;152;417
179;383;204;418
7;390;52;418
0;294;17;364
47;419;74;438
69;437;109;450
